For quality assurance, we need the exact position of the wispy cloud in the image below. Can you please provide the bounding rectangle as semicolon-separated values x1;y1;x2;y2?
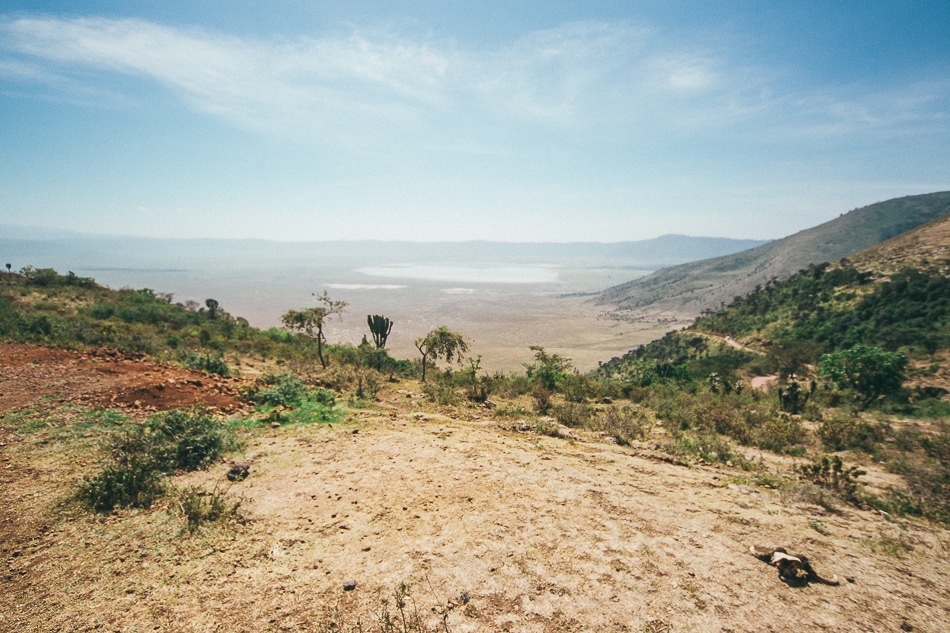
0;14;946;149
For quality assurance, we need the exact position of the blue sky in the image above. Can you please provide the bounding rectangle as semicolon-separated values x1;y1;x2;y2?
1;1;948;242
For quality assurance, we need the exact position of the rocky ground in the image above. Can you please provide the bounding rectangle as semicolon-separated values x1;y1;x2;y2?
1;343;948;632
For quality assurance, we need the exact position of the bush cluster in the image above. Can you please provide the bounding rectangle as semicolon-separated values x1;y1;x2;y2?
79;408;232;512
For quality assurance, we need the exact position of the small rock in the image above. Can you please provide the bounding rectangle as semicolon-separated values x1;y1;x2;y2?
352;429;359;434
271;422;281;428
227;462;250;482
343;579;357;591
901;622;913;632
459;591;471;604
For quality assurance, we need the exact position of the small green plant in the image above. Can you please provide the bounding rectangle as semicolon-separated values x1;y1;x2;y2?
286;391;345;425
180;350;230;376
818;412;881;453
79;454;167;512
78;408;233;512
534;417;563;438
248;373;308;407
778;380;811;414
663;431;745;466
798;454;865;500
753;412;805;453
523;346;573;392
591;405;650;446
463;355;490;403
552;401;593;428
175;484;244;534
354;372;380;402
423;381;460;407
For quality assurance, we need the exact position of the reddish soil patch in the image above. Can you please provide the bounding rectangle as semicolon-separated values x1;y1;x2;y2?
0;342;243;413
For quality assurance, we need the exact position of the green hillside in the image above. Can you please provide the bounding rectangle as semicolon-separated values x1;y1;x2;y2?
591;215;950;524
597;191;950;320
0;266;389;377
598;212;950;385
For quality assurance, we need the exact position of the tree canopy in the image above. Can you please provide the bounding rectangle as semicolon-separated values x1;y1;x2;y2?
414;326;468;382
819;344;908;408
281;291;347;368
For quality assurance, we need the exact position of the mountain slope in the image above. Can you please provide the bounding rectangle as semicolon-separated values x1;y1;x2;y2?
598;211;950;391
597;192;950;319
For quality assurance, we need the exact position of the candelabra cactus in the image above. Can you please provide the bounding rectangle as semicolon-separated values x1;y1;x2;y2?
367;314;393;349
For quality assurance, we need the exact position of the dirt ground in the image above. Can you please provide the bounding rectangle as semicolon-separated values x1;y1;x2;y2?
1;344;948;632
0;342;242;413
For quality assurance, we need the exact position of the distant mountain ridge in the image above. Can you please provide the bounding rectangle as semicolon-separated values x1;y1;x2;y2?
597;191;950;319
0;230;765;271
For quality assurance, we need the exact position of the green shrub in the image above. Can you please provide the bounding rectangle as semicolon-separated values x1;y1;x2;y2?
277;389;343;425
552;401;593;428
145;408;230;471
591;405;650;446
175;485;244;534
250;373;308;407
818;412;882;453
78;455;166;512
753;413;805;453
78;408;232;512
663;431;744;466
798;454;865;501
423;381;459;407
180;351;230;376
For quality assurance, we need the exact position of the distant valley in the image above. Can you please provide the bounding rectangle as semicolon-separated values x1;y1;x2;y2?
0;232;764;370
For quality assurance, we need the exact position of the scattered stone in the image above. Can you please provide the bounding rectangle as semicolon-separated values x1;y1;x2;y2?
271;421;281;428
458;591;471;604
343;579;356;591
227;462;251;482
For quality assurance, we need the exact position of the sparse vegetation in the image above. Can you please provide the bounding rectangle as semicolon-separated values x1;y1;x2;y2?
78;408;234;512
1;212;949;633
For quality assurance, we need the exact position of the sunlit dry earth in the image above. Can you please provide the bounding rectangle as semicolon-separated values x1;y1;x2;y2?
2;349;948;632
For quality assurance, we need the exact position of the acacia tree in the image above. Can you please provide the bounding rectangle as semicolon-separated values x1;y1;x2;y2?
415;326;468;383
819;344;907;408
281;291;348;369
